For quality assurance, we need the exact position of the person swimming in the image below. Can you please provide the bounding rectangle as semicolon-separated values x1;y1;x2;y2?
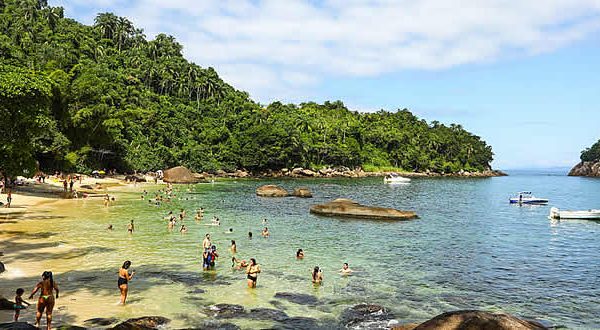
231;257;248;270
339;262;353;275
312;266;323;285
224;228;233;234
261;227;270;237
246;258;261;288
29;271;59;330
118;261;135;304
107;224;113;231
296;249;304;259
168;219;175;230
180;224;187;233
248;231;253;239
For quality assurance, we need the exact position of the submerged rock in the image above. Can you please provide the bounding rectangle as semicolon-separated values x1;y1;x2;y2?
256;185;289;197
408;310;548;330
273;317;322;329
248;308;289;322
110;316;170;330
0;323;38;330
0;297;14;310
273;292;319;305
84;317;119;326
310;199;417;220
205;304;246;319
181;320;241;330
292;187;313;198
340;304;394;328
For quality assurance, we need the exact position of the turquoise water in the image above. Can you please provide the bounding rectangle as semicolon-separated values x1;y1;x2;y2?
2;171;600;329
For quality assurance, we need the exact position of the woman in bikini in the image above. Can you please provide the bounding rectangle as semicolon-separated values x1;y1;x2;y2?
245;258;261;288
29;271;59;330
118;261;135;304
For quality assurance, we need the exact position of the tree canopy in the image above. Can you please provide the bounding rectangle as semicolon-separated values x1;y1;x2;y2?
0;0;494;176
580;140;600;162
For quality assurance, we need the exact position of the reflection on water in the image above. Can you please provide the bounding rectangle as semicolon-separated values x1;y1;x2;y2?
1;174;600;328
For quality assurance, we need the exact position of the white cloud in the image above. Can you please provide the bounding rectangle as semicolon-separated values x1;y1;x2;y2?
53;0;600;103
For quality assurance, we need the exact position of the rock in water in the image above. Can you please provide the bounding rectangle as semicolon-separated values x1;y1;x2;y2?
205;304;246;319
292;187;313;198
310;199;417;220
273;292;319;305
568;161;600;177
0;261;5;273
340;304;394;328
256;185;289;197
410;310;548;330
85;317;119;326
0;322;38;330
0;297;14;310
248;308;289;322
163;166;201;184
109;316;170;330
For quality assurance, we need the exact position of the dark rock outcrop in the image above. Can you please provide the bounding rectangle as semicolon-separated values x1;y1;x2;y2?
85;317;119;326
340;304;394;328
569;161;600;177
110;316;170;330
0;322;38;330
0;261;5;273
0;297;14;310
405;310;548;330
273;292;319;305
310;199;417;220
248;308;289;322
292;187;313;198
256;185;289;197
163;166;201;184
205;304;246;319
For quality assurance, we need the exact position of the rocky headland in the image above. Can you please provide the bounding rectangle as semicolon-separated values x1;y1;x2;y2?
568;161;600;177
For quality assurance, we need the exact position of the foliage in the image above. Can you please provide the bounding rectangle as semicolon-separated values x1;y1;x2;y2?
581;140;600;162
0;0;494;175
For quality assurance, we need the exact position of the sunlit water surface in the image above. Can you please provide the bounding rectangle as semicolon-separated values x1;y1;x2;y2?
1;171;600;329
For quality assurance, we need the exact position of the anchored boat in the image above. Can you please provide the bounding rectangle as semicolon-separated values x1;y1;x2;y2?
509;192;548;205
549;207;600;220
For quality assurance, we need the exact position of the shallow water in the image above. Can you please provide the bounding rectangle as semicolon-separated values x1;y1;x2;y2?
1;172;600;329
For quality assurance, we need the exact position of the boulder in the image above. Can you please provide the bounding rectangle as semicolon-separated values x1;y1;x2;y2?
110;316;170;330
292;187;312;198
411;310;548;330
0;297;14;310
256;185;289;197
0;261;5;273
273;292;319;305
85;317;119;326
569;161;600;177
0;323;38;330
291;167;304;175
163;166;200;184
310;199;418;220
340;304;394;328
248;308;289;322
234;170;250;178
300;169;317;177
205;304;246;319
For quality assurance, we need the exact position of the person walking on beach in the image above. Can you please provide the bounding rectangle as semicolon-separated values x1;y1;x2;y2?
69;176;74;192
118;261;135;304
29;271;59;330
246;258;261;288
5;189;12;208
14;288;30;321
62;179;67;193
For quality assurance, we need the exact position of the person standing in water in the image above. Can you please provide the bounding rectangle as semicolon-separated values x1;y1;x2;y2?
29;271;59;330
296;249;304;259
202;234;211;251
127;220;134;234
118;261;135;304
14;288;30;321
246;258;261;288
339;263;353;275
312;266;323;285
230;240;237;254
261;227;270;237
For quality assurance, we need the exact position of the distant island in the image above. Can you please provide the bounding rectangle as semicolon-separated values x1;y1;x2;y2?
569;139;600;177
1;1;498;179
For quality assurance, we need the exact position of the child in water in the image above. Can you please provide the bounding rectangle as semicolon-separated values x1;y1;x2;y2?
14;288;30;321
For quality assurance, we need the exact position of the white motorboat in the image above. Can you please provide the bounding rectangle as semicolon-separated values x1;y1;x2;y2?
383;173;410;184
550;207;600;220
509;192;548;205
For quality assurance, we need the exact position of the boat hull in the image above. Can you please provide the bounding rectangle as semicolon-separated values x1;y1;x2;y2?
509;198;548;204
550;207;600;220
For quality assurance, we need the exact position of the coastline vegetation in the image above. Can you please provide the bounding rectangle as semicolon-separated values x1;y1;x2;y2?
0;0;493;178
580;139;600;162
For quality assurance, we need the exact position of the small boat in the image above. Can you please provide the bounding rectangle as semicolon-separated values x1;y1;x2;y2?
550;207;600;220
383;173;410;184
509;192;548;205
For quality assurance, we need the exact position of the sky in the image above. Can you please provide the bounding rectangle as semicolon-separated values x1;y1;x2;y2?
50;0;600;169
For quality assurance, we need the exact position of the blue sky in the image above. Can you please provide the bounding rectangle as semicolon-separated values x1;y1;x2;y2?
51;0;600;169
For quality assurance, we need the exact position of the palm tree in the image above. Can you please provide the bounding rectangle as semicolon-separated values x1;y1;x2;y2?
94;13;118;41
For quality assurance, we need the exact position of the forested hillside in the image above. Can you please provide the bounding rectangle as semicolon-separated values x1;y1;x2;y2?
0;0;494;177
580;140;600;162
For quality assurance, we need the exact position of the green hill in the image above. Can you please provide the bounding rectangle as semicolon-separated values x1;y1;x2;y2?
0;0;494;177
